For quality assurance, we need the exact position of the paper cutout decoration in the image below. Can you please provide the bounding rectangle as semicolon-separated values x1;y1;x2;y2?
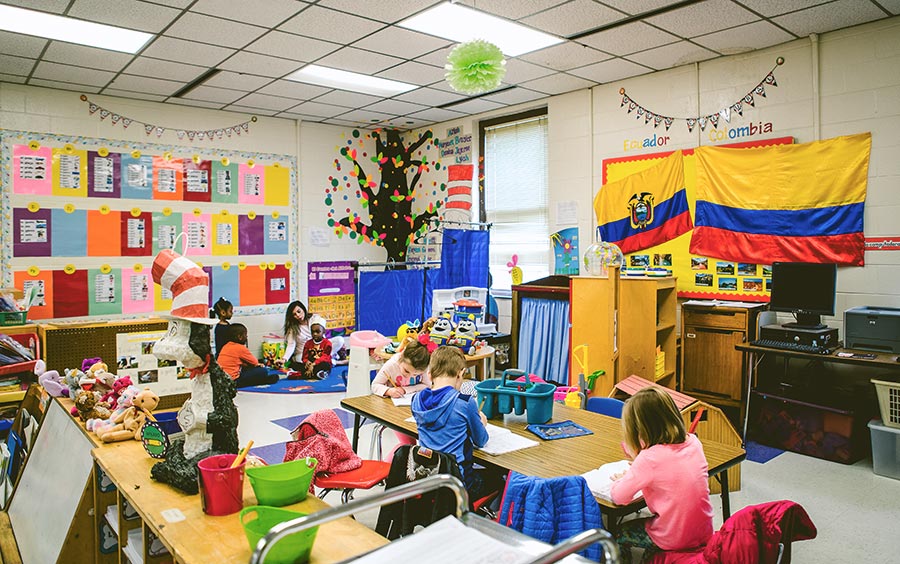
53;269;89;318
211;160;238;204
89;267;121;316
265;265;290;304
182;214;212;256
238;214;264;255
121;268;154;314
87;209;122;256
239;264;265;306
152;156;184;200
15;270;53;320
13;144;52;195
13;207;52;257
51;147;88;197
264;214;289;255
238;162;265;205
121;211;152;256
120;153;153;199
552;227;580;276
212;213;238;256
51;208;87;256
183;158;212;203
88;150;121;198
211;265;240;307
264;163;289;207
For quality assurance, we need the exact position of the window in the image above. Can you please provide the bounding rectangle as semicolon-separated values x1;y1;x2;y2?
480;109;549;295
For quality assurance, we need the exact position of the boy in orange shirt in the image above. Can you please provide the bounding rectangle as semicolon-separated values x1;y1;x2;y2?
217;324;279;388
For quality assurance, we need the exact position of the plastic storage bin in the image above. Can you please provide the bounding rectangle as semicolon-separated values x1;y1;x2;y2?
475;370;555;424
872;379;900;429
868;420;900;480
241;506;318;564
247;458;317;506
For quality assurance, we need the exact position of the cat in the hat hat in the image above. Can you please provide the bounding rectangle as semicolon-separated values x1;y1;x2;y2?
148;247;240;494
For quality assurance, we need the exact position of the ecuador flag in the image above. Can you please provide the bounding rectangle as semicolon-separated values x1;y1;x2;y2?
691;133;870;266
595;150;692;254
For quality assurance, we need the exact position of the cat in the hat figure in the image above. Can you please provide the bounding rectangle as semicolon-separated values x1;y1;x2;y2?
148;248;239;494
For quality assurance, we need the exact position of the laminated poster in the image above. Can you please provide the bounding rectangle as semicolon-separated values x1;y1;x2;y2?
238;215;264;255
13;144;52;194
127;218;146;249
16;155;47;181
268;220;286;241
51;209;87;257
186;168;208;193
243;173;261;196
265;265;290;305
158;224;177;250
115;331;188;395
216;222;232;246
57;154;81;189
157;168;176;193
19;219;47;244
92;155;115;193
94;273;116;304
185;218;211;253
216;168;232;195
14;208;52;257
127;163;149;187
121;269;153;315
21;280;45;307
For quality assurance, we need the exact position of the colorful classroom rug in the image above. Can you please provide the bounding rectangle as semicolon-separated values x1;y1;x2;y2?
248;442;286;465
745;440;785;464
270;407;358;432
239;365;348;394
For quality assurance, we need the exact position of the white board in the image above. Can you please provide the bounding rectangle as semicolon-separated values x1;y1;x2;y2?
8;400;94;564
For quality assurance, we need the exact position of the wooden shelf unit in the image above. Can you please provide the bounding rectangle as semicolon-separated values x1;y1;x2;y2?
569;270;619;396
510;275;571;372
618;277;678;387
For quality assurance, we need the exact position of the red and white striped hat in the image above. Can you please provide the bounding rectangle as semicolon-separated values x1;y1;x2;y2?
151;249;217;324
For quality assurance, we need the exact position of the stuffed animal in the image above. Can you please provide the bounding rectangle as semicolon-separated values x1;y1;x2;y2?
449;314;479;353
73;389;112;422
100;375;133;405
95;387;158;442
89;362;115;396
429;313;454;347
64;368;84;398
35;360;68;397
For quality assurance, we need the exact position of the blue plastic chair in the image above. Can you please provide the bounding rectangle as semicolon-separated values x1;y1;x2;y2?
585;397;625;419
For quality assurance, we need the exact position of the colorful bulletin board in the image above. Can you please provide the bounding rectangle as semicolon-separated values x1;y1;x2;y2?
601;137;793;301
308;261;356;332
1;130;298;321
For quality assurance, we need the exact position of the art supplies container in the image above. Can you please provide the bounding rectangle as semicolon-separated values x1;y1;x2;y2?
247;458;318;507
153;411;182;438
241;506;319;564
475;370;555;424
198;454;246;516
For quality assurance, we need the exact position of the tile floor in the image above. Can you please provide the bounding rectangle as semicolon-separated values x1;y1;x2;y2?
235;389;900;563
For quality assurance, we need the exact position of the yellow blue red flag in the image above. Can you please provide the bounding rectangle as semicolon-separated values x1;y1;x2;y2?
594;150;692;254
691;133;870;266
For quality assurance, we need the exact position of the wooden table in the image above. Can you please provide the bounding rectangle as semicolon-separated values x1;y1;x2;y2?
341;395;746;524
374;345;496;380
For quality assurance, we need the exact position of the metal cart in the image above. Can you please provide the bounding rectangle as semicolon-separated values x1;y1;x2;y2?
250;474;620;563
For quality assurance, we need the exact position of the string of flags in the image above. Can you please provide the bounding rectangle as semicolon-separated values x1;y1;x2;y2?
80;95;257;140
619;57;784;133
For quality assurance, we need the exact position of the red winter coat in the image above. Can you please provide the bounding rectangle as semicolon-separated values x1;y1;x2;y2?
283;409;361;489
647;501;817;564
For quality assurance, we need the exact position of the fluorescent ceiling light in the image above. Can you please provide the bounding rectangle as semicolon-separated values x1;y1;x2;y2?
0;5;152;53
399;3;563;57
287;65;417;97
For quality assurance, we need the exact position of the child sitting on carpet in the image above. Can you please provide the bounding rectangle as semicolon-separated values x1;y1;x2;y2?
218;324;279;388
296;314;333;380
210;297;232;358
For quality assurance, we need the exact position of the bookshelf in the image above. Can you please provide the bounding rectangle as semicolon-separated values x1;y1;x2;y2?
569;270;619;395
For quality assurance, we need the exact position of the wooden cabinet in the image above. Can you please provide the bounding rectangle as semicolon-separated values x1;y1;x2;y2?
569;271;619;395
510;275;570;373
618;277;677;387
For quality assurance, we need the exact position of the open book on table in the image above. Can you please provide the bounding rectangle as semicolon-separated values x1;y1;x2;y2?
581;460;641;503
480;423;539;456
391;392;416;406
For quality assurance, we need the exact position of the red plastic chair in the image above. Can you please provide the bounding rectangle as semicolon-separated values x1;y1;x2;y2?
315;459;391;504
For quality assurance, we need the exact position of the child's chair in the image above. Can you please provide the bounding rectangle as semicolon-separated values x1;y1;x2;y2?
315;459;391;504
586;397;625;418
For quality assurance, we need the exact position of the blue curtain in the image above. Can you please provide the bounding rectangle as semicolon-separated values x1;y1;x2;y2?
358;269;438;337
435;228;490;290
517;297;570;384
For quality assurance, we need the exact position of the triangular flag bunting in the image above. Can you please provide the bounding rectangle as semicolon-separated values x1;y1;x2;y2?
644;111;654;124
720;107;731;123
731;102;743;116
754;84;766;97
234;127;241;136
698;116;708;131
663;117;673;131
241;122;249;132
144;124;154;135
88;103;99;114
99;109;110;120
709;114;719;128
176;130;185;140
621;95;630;107
122;118;132;128
156;126;165;137
225;128;232;137
197;131;205;140
743;93;755;107
686;118;696;132
627;102;636;114
187;131;196;141
111;114;120;125
764;72;777;86
653;115;663;128
635;106;644;120
215;129;224;138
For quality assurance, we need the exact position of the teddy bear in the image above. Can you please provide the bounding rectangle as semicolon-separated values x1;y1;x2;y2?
95;387;158;443
87;384;137;434
73;389;112;422
100;375;133;406
89;362;115;396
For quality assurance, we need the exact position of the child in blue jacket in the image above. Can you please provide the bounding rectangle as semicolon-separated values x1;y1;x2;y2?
412;346;490;496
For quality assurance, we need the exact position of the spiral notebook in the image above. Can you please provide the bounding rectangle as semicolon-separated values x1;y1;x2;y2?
525;419;593;440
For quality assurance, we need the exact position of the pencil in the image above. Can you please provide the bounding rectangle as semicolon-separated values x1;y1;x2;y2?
230;440;254;468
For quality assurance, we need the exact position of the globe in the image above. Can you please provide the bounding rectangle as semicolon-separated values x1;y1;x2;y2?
583;239;624;277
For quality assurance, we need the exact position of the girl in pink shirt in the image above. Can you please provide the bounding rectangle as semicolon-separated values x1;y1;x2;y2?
610;386;714;563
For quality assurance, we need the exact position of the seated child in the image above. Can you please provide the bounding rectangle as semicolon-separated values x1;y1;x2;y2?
297;314;332;380
412;346;496;499
217;323;279;388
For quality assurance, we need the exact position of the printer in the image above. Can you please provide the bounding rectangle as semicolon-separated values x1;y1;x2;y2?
844;306;900;353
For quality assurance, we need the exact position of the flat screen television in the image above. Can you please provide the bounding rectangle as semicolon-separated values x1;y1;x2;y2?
769;262;837;329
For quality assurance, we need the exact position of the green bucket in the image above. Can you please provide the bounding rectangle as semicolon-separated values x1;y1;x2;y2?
241;506;318;564
247;458;317;507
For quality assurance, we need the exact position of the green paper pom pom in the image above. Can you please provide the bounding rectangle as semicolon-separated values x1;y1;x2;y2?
445;40;506;95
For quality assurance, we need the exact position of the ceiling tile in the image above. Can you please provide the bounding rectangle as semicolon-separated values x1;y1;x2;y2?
879;0;900;14
520;72;595;95
576;21;679;56
257;79;331;100
42;42;133;73
1;0;69;14
481;86;548;106
103;89;168;102
442;98;506;114
200;71;272;91
519;42;610;71
313;89;383;108
218;51;304;78
457;0;570;21
520;0;626;37
0;54;37;77
502;58;557;83
230;92;299;111
277;112;325;121
139;0;192;7
693;20;794;54
0;30;47;59
108;74;185;96
29;78;101;93
32;60;115;86
315;47;405;75
353;27;450;59
600;0;694;16
646;0;759;38
278;6;385;44
415;45;454;67
322;117;372;128
68;0;181;33
406;107;466;122
287;100;350;118
626;40;719;70
363;99;428;116
0;73;27;83
189;0;306;27
164;13;267;49
141;37;235;67
318;0;442;24
180;85;247;104
124;57;207;83
772;0;887;37
394;87;465;106
334;108;396;123
244;31;340;63
377;61;445;85
737;0;834;18
568;58;653;83
167;97;225;109
221;104;280;116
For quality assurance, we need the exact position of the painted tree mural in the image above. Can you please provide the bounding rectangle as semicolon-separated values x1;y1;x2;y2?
326;128;447;266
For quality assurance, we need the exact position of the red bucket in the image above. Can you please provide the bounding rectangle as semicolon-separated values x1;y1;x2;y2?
198;454;245;516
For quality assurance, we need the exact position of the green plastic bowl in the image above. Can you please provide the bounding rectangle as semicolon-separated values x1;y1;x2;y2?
246;458;318;507
241;506;318;564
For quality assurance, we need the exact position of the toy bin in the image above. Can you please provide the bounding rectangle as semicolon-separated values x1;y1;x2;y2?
475;369;555;424
868;420;900;480
872;379;900;429
241;506;318;564
247;458;318;506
